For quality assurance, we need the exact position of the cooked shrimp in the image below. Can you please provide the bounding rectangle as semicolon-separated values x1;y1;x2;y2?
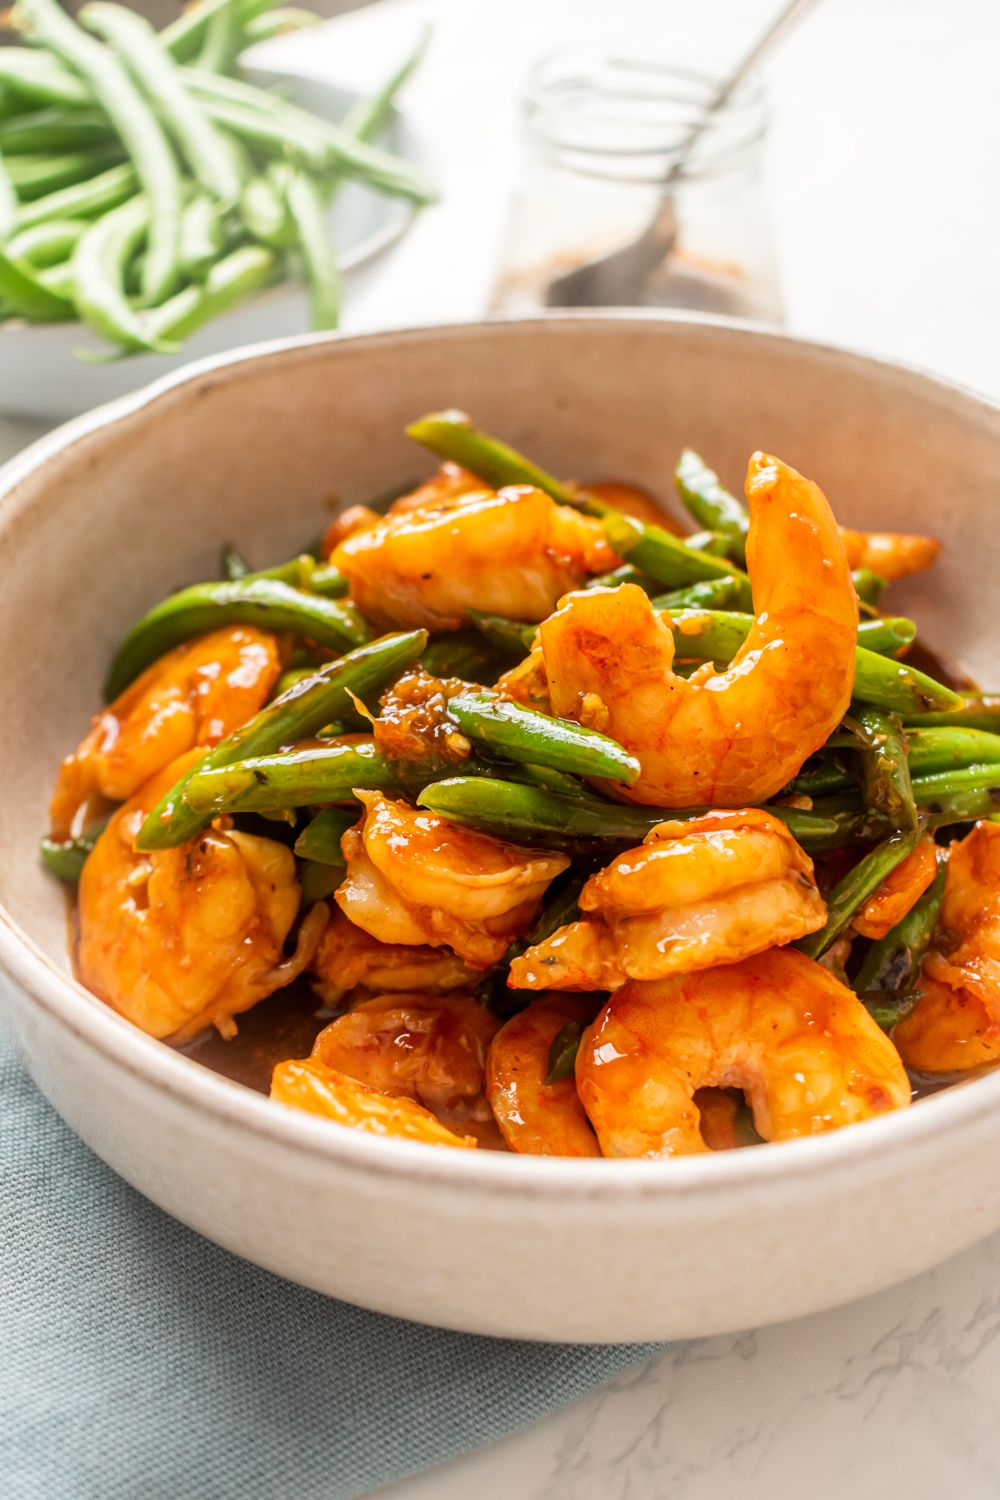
852;834;938;940
894;823;1000;1073
577;949;910;1157
271;1058;476;1148
77;752;324;1042
321;465;486;556
332;485;613;632
486;994;600;1156
50;626;280;839
311;992;501;1145
539;453;858;806
311;908;474;1005
336;790;569;966
840;526;941;581
509;809;826;991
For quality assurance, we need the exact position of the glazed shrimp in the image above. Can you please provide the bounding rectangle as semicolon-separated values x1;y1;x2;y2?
336;790;569;966
50;626;280;839
320;464;485;555
486;995;601;1157
840;526;941;581
332;485;613;632
852;834;938;940
78;752;324;1042
538;452;858;806
311;908;474;1005
577;949;910;1157
311;992;502;1146
271;1059;476;1148
894;823;1000;1073
508;809;826;991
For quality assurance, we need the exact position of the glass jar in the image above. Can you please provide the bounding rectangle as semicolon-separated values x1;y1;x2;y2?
492;43;783;322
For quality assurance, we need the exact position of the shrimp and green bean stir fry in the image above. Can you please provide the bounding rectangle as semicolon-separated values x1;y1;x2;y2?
45;410;1000;1157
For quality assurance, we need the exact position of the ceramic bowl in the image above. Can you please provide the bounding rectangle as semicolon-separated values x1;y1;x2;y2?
2;314;999;1344
0;71;423;423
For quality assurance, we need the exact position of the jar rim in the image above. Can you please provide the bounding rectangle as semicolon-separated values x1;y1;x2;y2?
524;48;769;184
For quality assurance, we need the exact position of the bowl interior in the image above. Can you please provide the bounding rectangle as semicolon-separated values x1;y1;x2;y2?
1;316;997;1075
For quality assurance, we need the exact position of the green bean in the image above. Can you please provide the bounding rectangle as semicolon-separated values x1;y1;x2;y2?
481;873;588;1014
285;168;339;330
850;707;917;830
799;825;925;959
467;610;537;658
298;859;341;905
502;763;584;798
852;652;963;716
852;568;886;607
107;575;368;698
448;689;640;784
5;216;87;266
0;105;113;153
240;169;293;247
665;609;915;663
136;630;426;848
546;1020;586;1083
293;806;356;866
585;564;658;594
23;0;183;304
339;25;430;142
406;409;580;504
0;49;89;108
13;161;137;230
650;577;745;612
0;148;16;239
178;192;222;280
220;543;251;580
38;259;74;298
240;7;321;44
72;193;177;355
810;763;1000;831
6;146;123;200
602;511;752;606
39;819;108;883
420;630;504;683
675;448;748;562
160;0;278;62
791;727;1000;800
182;740;427;815
854;857;946;1001
196;2;238;73
0;243;73;320
82;2;243;206
904;696;1000;731
139;244;279;349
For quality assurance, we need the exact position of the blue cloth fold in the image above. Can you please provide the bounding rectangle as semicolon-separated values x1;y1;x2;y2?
2;1027;658;1500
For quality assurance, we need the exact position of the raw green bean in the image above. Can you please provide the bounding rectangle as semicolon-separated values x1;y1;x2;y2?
6;146;123;200
854;856;946;1001
23;0;184;304
107;576;368;698
38;259;74;297
675;448;748;562
13;161;137;230
0;148;16;238
39;819;108;882
82;2;243;206
136;630;427;848
240;169;293;247
339;25;430;141
72;194;176;354
178;192;222;280
850;707;917;830
196;2;238;73
448;689;640;784
0;244;72;320
0;49;89;108
240;7;321;44
139;244;279;348
285;168;339;329
798;825;925;959
0;105;113;152
160;0;278;62
904;696;1000;731
5;216;87;266
293;806;356;866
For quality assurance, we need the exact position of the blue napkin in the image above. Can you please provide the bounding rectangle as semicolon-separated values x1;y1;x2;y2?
2;1026;658;1500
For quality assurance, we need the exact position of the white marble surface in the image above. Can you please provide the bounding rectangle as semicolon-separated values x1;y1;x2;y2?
4;0;1000;1494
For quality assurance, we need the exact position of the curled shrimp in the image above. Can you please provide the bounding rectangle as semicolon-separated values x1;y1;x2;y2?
311;992;502;1145
852;834;938;940
50;626;280;839
311;908;475;1006
320;464;485;555
508;809;826;991
332;485;612;632
538;453;858;806
577;949;910;1157
894;823;1000;1073
840;526;941;581
336;790;569;966
77;752;324;1042
486;994;600;1157
271;1059;476;1148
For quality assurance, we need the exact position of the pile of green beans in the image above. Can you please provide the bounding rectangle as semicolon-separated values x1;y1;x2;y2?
0;0;432;354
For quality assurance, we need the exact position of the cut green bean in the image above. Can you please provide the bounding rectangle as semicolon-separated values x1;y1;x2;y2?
82;2;243;205
107;576;369;699
23;0;184;303
854;856;946;1001
675;449;748;562
285;168;339;329
420;630;504;682
467;611;537;658
406;409;579;504
585;564;658;594
791;727;1000;799
850;707;918;831
798;825;925;959
220;543;251;580
298;859;341;905
182;740;425;816
603;512;753;607
502;763;584;798
40;819;108;883
852;568;886;606
448;690;640;784
293;806;356;866
650;577;745;612
546;1020;586;1084
160;0;277;62
136;630;427;848
905;696;1000;731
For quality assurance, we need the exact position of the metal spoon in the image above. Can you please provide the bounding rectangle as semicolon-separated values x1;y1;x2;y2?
546;0;819;308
